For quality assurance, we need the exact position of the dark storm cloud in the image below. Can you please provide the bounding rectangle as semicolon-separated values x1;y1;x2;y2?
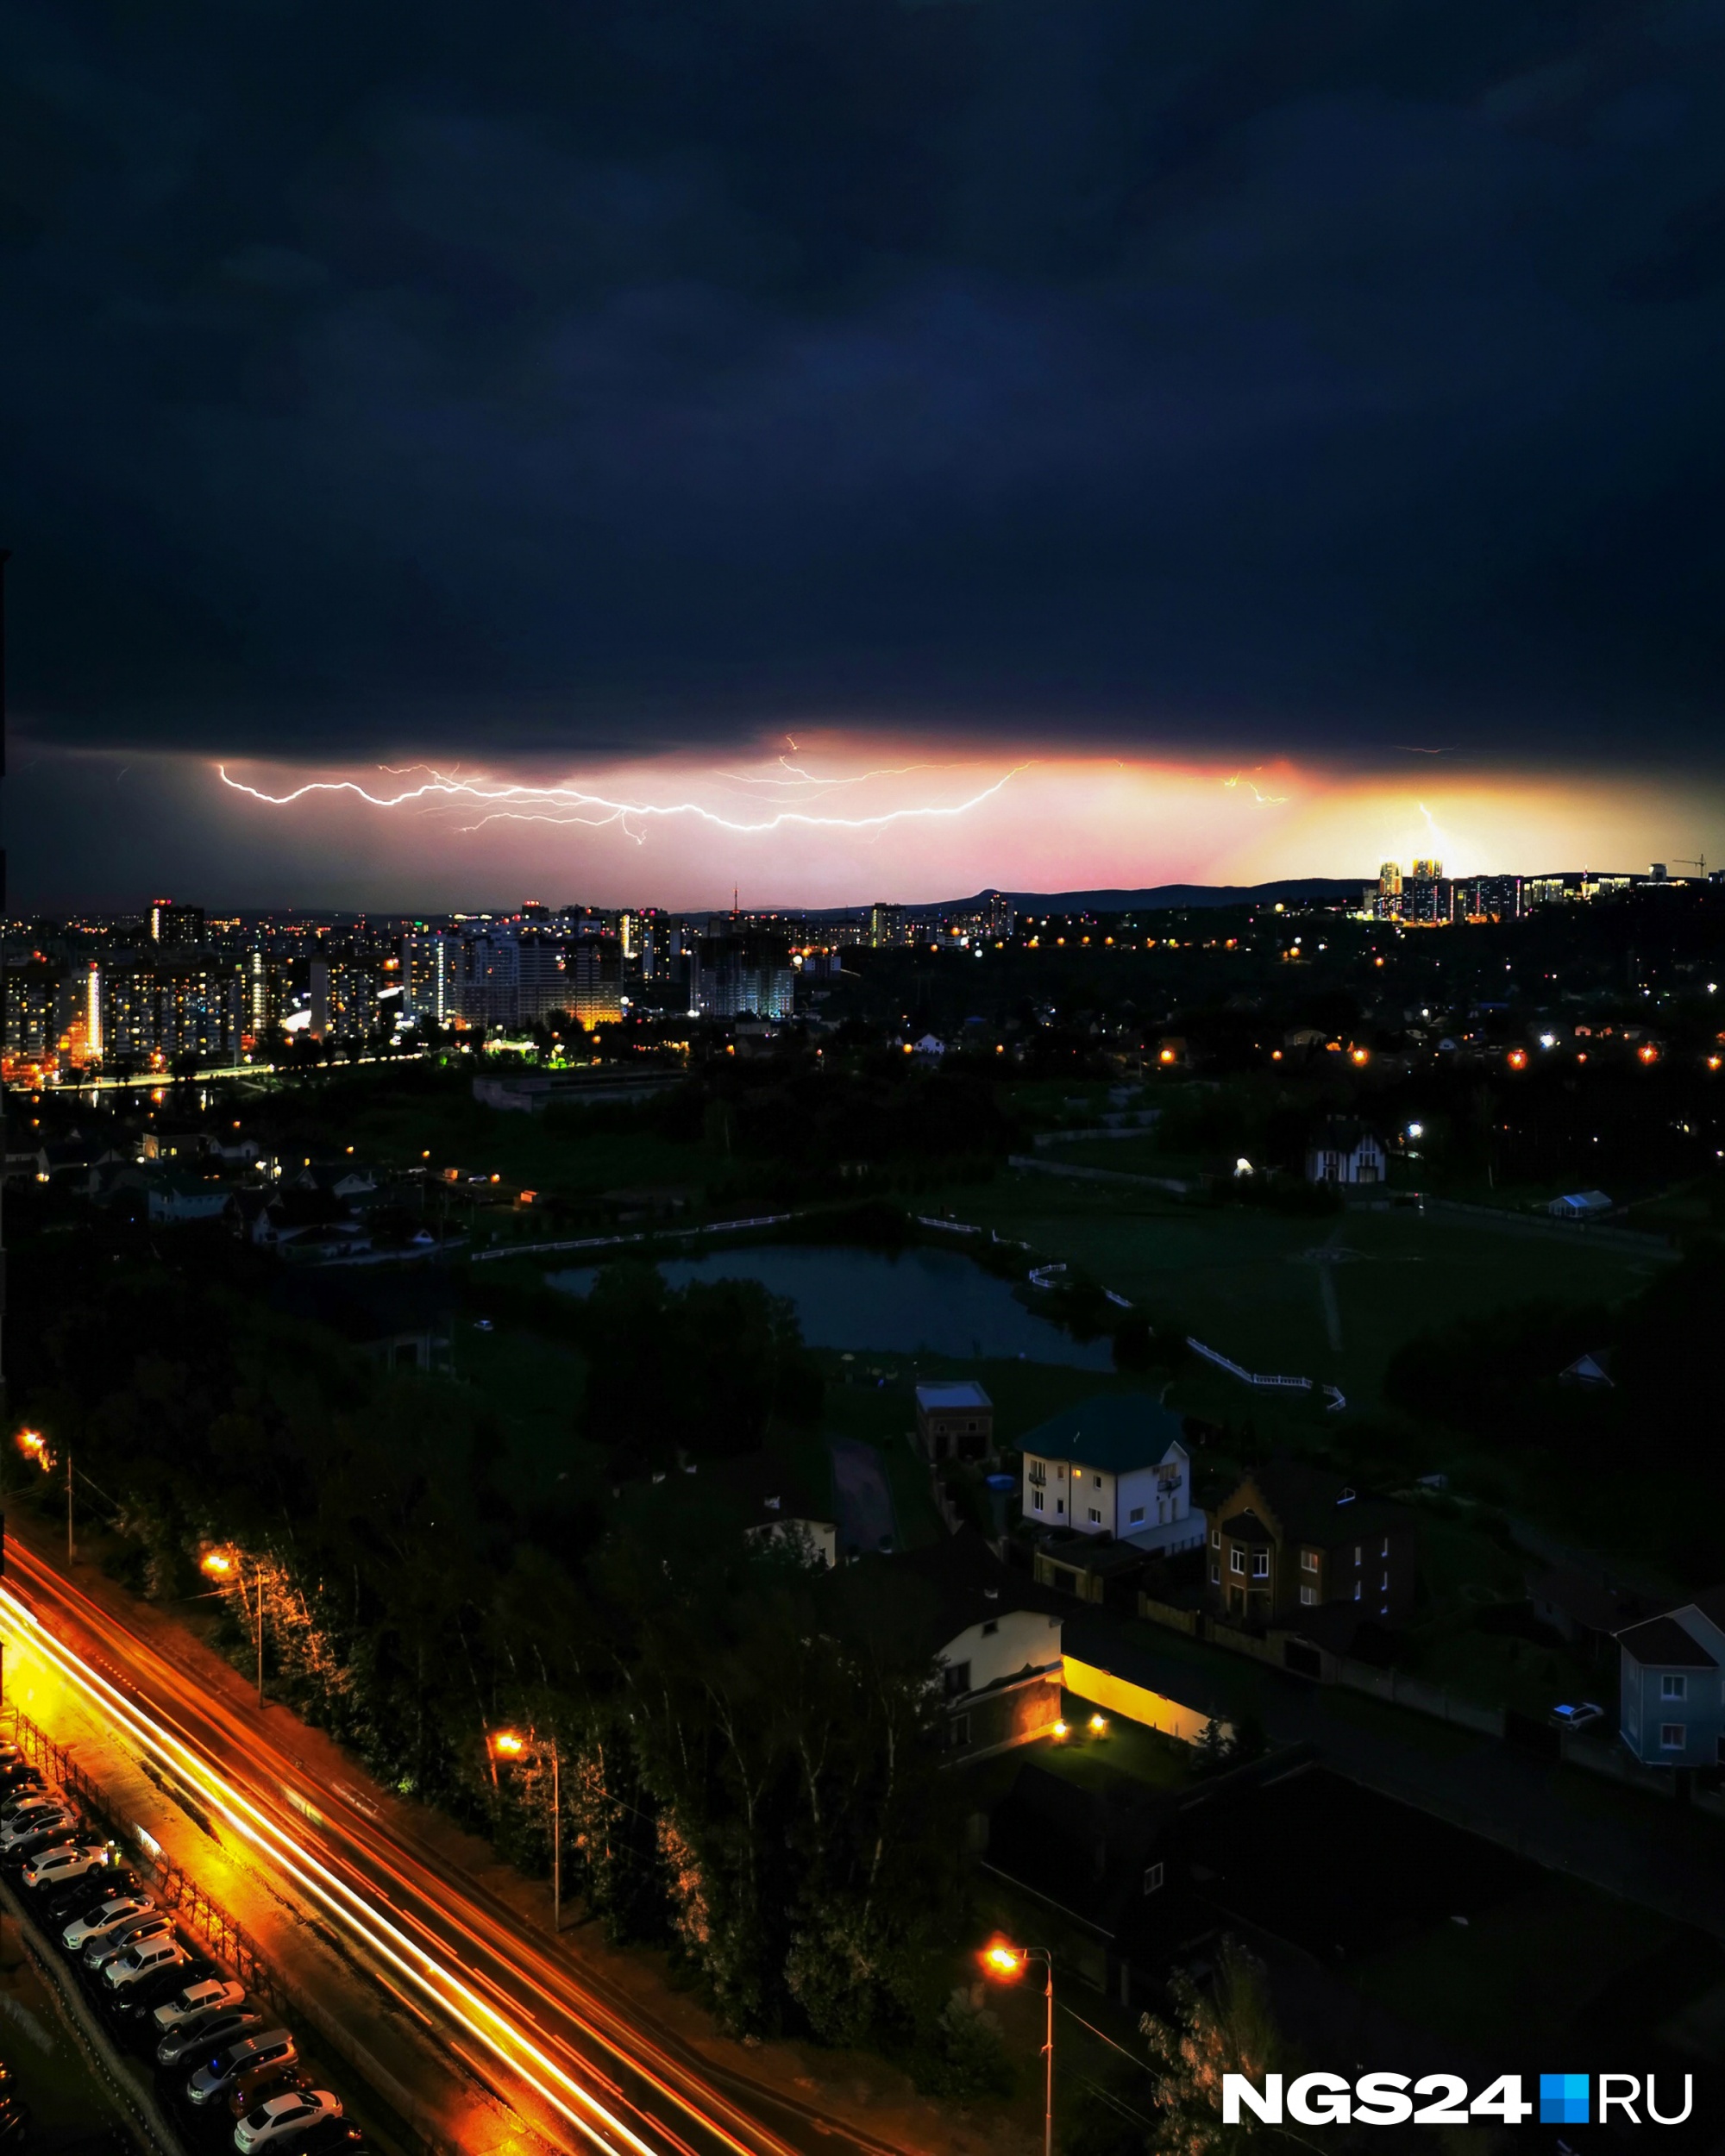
4;0;1725;762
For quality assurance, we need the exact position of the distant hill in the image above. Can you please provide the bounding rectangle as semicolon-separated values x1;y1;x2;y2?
999;878;1363;912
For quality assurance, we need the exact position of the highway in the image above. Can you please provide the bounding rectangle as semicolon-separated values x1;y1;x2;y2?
0;1538;901;2156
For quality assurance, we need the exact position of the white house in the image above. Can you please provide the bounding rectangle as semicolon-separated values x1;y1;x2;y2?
855;1529;1063;1759
1019;1395;1200;1556
1304;1119;1387;1186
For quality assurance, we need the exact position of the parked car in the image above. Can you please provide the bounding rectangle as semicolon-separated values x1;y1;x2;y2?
44;1865;145;1930
110;1957;219;2034
159;2009;265;2072
1550;1701;1605;1732
2;1820;85;1869
0;1782;56;1821
64;1894;156;1955
103;1934;191;1995
0;1786;61;1827
85;1912;176;1973
0;1801;77;1851
22;1841;117;1895
0;1761;45;1798
235;2091;341;2153
223;2062;310;2122
154;1980;248;2037
184;2031;298;2113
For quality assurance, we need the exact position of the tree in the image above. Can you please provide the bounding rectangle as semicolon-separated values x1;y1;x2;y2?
1138;1939;1295;2153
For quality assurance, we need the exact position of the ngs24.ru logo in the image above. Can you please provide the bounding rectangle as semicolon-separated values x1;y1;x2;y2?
1223;2071;1694;2128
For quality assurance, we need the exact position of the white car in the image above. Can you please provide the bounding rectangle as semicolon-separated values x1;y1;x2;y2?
85;1910;174;1971
63;1893;156;1954
22;1842;113;1892
235;2090;342;2153
155;1977;247;2034
104;1935;191;1990
0;1805;78;1854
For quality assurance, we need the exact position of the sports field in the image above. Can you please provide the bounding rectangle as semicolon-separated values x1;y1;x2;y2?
928;1172;1657;1415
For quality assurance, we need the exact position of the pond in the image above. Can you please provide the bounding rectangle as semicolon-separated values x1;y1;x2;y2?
549;1243;1116;1368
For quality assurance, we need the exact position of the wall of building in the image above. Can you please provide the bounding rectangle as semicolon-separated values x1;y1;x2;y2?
1062;1655;1231;1746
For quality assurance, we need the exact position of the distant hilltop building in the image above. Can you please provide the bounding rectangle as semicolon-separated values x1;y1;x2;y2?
1364;862;1522;927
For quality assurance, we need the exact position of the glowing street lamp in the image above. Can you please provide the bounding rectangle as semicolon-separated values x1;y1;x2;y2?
489;1727;562;1931
982;1940;1055;2156
202;1545;266;1708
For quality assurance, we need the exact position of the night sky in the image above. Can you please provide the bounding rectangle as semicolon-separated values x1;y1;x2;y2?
5;1;1725;904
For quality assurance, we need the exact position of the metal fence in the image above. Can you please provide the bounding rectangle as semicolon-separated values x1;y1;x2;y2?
3;1703;283;2007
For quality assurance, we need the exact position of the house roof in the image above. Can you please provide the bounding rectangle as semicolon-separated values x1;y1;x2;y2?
1019;1394;1187;1476
984;1763;1164;1939
1617;1614;1717;1669
1220;1508;1275;1545
1309;1118;1382;1153
266;1188;357;1231
842;1527;1062;1656
1527;1565;1655;1637
1225;1458;1409;1547
915;1382;992;1414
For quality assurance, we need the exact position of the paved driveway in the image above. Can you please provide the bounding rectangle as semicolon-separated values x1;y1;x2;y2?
829;1436;899;1557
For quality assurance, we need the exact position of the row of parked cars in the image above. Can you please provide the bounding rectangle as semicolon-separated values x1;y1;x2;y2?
0;1743;367;2155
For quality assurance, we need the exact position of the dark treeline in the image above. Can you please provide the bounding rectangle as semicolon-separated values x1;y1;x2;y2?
8;1209;1002;2088
1382;1242;1725;1579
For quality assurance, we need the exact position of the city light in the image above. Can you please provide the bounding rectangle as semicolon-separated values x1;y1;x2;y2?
1088;1714;1107;1733
982;1942;1025;1978
1406;1123;1423;1139
15;1430;49;1471
200;1547;236;1577
491;1728;528;1759
1051;1720;1068;1739
1349;1047;1368;1066
1639;1044;1659;1064
1507;1048;1527;1069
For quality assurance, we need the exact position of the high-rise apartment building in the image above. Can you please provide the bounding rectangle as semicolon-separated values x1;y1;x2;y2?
568;941;624;1027
691;935;796;1019
149;899;205;947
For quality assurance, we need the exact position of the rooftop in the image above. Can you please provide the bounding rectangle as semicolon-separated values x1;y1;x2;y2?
1020;1394;1187;1476
914;1381;992;1413
1616;1614;1717;1669
838;1526;1062;1652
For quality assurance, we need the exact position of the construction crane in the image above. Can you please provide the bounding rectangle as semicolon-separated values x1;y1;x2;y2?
1674;855;1708;878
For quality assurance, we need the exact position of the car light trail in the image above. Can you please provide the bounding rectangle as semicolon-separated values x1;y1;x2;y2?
2;1546;842;2156
0;1581;731;2156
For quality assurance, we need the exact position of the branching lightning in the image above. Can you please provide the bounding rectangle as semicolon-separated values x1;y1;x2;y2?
1222;769;1289;805
216;758;1032;844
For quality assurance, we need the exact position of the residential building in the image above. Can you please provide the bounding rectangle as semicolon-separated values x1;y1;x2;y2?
144;1169;231;1224
690;934;795;1019
1203;1460;1415;1629
697;1451;838;1570
149;899;204;947
1549;1189;1612;1219
401;932;460;1025
568;940;624;1028
1527;1566;1655;1664
1019;1395;1197;1554
1617;1589;1725;1769
1304;1117;1387;1186
914;1381;994;1463
851;1528;1062;1760
229;1187;370;1258
309;959;380;1042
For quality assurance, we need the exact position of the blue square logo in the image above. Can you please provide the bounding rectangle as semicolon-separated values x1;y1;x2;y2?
1540;2074;1589;2126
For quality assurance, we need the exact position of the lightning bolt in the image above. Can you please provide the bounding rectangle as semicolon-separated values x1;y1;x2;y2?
216;761;1032;843
1221;769;1288;805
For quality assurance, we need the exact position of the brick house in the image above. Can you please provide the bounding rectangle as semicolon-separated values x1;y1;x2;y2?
914;1380;994;1463
1203;1460;1415;1628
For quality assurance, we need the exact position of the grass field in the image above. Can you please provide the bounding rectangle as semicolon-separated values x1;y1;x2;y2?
929;1172;1654;1417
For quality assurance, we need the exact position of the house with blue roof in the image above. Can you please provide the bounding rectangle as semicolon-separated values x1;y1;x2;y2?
1617;1589;1725;1770
1018;1395;1198;1557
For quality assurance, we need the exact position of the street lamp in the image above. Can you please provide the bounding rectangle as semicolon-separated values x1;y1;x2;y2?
15;1429;71;1560
982;1940;1054;2156
202;1545;266;1708
489;1727;562;1934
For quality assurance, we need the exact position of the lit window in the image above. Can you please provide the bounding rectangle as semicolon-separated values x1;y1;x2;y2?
1300;1551;1319;1573
1299;1586;1316;1607
1381;1574;1389;1592
1143;1863;1164;1896
1230;1549;1245;1575
1251;1551;1270;1579
1661;1723;1686;1750
1353;1582;1362;1601
1380;1539;1389;1558
1662;1674;1688;1701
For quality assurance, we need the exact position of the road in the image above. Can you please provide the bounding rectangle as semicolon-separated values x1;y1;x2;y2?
0;1539;906;2156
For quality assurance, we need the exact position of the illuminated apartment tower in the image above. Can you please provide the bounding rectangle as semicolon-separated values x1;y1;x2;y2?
1402;859;1450;927
401;931;458;1025
149;898;204;946
1367;862;1402;920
